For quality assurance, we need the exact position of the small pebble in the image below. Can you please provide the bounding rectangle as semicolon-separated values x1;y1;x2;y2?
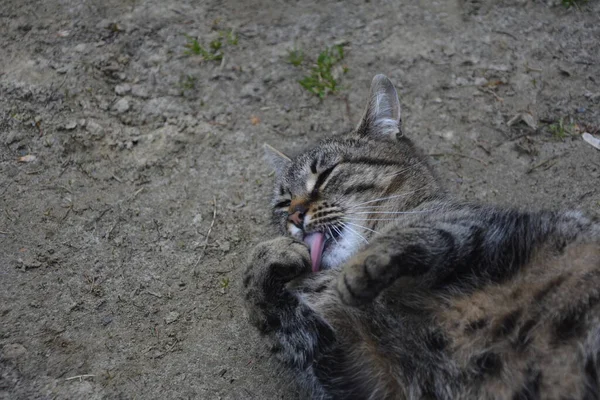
165;311;180;324
115;83;131;95
113;98;130;114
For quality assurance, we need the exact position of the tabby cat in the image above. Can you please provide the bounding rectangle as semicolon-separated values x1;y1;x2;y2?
242;75;600;399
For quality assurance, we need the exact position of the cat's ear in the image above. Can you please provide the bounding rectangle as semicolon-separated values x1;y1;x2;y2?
263;143;291;177
356;74;402;140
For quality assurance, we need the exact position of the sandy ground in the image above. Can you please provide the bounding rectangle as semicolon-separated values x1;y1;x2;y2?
1;0;599;398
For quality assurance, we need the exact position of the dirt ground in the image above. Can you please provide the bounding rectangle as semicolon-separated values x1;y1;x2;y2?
1;0;599;398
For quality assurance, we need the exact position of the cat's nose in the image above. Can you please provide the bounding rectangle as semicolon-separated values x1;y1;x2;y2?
288;203;308;228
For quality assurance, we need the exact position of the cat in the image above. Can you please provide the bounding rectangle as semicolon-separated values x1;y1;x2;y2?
242;74;600;400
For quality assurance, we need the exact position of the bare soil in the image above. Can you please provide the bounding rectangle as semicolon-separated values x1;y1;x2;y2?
1;0;599;399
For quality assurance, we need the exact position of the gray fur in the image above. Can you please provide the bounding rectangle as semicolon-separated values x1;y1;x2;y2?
243;75;600;399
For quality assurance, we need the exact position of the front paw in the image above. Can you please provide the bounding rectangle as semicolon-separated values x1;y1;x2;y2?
243;237;311;293
337;249;394;306
242;237;310;331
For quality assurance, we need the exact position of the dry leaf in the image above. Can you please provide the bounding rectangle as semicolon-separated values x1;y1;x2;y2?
18;155;36;163
521;113;537;130
250;116;260;126
582;133;600;151
484;80;504;89
507;112;537;130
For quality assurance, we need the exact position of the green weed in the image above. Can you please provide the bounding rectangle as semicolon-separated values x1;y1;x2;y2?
562;0;587;8
179;74;197;90
221;29;238;45
287;48;305;67
220;277;230;289
298;45;347;99
548;117;577;140
183;30;238;62
183;35;223;62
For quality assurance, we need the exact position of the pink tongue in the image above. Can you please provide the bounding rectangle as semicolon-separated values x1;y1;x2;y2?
303;232;325;273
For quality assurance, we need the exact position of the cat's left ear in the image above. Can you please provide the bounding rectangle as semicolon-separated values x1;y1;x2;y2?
263;143;291;177
356;74;402;140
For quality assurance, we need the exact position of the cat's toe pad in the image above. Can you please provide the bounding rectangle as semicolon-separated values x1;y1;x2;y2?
337;251;392;306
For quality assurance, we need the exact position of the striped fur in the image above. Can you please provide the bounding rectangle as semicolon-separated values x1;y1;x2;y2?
243;75;600;399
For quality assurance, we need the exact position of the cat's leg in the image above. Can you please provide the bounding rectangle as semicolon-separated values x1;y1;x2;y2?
337;227;454;305
337;209;597;306
242;237;335;371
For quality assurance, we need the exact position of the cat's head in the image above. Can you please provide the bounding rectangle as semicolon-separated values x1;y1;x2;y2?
265;75;441;272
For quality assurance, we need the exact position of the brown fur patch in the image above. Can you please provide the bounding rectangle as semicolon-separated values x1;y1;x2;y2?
434;243;600;399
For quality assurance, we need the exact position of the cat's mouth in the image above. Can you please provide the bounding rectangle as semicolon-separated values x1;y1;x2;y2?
303;229;340;272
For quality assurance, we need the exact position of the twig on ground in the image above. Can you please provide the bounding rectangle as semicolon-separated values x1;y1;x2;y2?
477;87;504;102
128;187;144;201
343;95;352;126
65;374;96;381
194;197;218;269
526;156;559;174
493;30;518;41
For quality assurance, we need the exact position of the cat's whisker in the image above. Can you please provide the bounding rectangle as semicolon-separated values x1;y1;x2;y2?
347;204;400;209
343;217;411;222
332;225;344;240
346;209;438;215
351;185;434;207
343;221;380;235
327;226;339;244
338;224;362;247
341;223;369;244
380;159;428;179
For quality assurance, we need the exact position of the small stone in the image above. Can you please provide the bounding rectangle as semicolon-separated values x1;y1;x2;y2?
192;213;203;225
165;311;180;325
2;343;27;359
86;120;104;137
96;19;113;30
64;121;77;130
220;241;231;253
487;64;511;72
115;83;131;95
101;315;113;326
113;97;130;113
442;44;456;57
74;43;87;53
17;257;41;269
455;77;469;86
131;85;149;98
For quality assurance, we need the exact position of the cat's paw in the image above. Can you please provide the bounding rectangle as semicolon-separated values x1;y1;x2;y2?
243;237;311;292
243;237;311;332
337;248;394;306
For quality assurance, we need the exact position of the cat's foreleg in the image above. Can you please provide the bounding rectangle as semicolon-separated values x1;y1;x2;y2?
242;237;334;369
336;211;551;306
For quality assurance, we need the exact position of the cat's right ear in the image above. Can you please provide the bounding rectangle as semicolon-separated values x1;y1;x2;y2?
263;143;291;177
356;74;402;141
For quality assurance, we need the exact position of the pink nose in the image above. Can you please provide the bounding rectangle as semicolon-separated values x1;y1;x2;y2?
287;204;308;228
288;210;304;226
